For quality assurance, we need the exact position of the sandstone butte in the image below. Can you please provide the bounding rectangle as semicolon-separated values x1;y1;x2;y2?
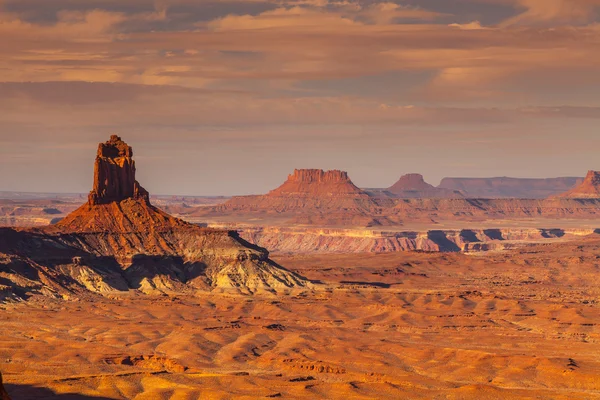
552;170;600;199
0;372;10;400
386;173;463;199
210;168;391;226
0;135;308;300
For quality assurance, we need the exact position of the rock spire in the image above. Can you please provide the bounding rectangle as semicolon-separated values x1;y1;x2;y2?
88;135;149;205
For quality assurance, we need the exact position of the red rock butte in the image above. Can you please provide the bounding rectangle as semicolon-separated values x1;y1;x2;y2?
88;134;149;206
389;173;433;191
268;169;365;196
387;173;463;199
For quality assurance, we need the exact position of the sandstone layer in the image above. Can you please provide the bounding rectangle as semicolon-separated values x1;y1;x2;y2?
238;226;596;254
0;136;308;300
439;176;583;199
554;171;600;199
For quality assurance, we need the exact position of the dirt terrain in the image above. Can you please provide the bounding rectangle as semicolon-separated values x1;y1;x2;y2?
1;238;600;399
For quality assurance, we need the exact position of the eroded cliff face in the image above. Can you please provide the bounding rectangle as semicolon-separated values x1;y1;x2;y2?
387;174;463;199
0;136;309;300
238;226;597;254
88;135;149;206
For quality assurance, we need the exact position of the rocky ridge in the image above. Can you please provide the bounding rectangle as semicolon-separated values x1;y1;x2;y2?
237;226;597;253
0;136;308;301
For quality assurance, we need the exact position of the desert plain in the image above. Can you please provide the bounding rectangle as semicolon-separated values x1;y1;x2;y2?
1;240;600;399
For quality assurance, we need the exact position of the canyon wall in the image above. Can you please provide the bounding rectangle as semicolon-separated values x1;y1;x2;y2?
237;226;597;254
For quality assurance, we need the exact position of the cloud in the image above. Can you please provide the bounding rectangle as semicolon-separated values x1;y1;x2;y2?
500;0;600;25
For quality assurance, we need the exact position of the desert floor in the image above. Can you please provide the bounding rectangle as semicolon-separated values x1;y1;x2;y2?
2;241;600;399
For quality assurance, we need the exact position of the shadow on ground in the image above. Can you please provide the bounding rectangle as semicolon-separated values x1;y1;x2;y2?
5;384;117;400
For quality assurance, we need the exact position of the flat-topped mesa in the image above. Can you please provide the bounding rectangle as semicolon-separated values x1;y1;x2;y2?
553;171;600;199
288;169;351;183
88;135;150;205
388;173;463;199
389;173;432;191
268;169;365;197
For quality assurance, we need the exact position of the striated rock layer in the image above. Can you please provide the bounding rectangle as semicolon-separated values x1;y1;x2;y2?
195;170;600;227
0;136;308;300
238;226;596;254
553;171;600;199
387;173;463;199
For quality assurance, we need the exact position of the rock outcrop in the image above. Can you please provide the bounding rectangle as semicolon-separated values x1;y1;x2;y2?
191;169;600;227
439;176;583;199
387;173;463;198
238;226;595;254
203;169;394;227
0;372;10;400
0;136;308;299
269;169;365;196
553;171;600;199
88;135;149;205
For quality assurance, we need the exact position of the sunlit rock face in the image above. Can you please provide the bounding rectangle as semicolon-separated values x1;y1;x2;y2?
88;135;149;206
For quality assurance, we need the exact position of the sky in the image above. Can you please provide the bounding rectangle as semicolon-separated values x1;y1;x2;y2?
1;0;600;195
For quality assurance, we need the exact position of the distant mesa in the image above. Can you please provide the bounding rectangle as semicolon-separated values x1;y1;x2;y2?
268;169;366;197
206;168;393;227
387;173;463;199
553;171;600;199
439;176;583;199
